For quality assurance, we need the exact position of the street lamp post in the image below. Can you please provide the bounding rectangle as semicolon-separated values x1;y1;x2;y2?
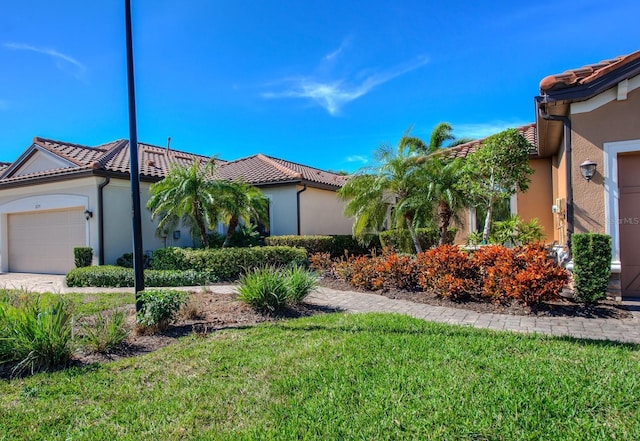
125;0;145;310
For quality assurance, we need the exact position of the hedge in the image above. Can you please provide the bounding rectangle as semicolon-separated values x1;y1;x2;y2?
572;233;611;304
150;246;308;280
74;247;93;268
264;235;379;257
66;266;217;288
379;228;456;254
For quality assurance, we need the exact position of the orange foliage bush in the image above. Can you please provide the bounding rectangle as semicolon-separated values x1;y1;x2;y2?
415;245;476;300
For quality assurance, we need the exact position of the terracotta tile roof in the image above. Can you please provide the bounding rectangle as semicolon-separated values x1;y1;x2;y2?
0;138;345;189
215;154;347;188
540;50;640;92
441;123;537;159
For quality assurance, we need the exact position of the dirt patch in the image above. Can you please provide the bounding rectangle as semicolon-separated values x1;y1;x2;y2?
317;276;633;320
73;291;337;367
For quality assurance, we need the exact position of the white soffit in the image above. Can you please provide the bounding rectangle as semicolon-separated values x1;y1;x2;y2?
571;74;640;114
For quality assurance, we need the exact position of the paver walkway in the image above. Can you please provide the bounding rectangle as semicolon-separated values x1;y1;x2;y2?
2;272;639;344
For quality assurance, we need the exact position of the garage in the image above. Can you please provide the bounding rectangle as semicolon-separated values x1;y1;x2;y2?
7;207;86;274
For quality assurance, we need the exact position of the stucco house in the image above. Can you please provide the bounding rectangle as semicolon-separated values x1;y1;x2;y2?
453;49;640;299
0;138;351;274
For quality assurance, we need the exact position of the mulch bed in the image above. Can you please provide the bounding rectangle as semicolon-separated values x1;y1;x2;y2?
317;276;633;320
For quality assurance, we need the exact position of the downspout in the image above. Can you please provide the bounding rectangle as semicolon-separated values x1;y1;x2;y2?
538;102;574;253
296;184;307;235
97;177;111;265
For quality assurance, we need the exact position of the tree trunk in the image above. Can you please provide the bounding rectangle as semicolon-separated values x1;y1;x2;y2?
482;199;493;244
223;216;239;248
405;215;422;254
437;201;452;246
193;202;209;248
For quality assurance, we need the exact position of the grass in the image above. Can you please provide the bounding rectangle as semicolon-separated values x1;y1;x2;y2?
35;291;134;318
1;313;639;440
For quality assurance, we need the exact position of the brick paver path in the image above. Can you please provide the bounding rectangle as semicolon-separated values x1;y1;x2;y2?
307;287;640;344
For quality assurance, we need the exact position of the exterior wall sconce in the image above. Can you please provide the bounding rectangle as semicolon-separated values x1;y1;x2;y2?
579;159;597;182
84;209;93;220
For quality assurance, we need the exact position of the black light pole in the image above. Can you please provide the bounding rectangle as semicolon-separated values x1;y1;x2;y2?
125;0;145;310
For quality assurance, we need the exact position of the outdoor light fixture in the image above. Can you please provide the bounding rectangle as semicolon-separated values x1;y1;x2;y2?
84;209;93;220
579;159;597;182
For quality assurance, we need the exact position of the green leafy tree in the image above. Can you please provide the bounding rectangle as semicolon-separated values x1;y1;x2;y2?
147;159;221;248
217;180;269;247
459;129;534;243
339;132;430;253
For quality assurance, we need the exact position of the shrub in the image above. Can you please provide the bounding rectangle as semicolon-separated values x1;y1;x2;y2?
265;235;380;257
74;247;93;268
136;289;187;332
149;246;307;280
379;228;456;254
491;216;545;246
284;265;318;304
572;233;611;304
0;296;74;376
237;267;291;312
471;245;515;302
309;252;333;271
81;311;129;354
415;245;475;300
116;252;152;269
66;266;217;288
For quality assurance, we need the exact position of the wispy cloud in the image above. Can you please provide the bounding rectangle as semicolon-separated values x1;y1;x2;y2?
3;42;86;79
263;55;429;115
454;120;532;139
345;154;369;164
324;38;351;62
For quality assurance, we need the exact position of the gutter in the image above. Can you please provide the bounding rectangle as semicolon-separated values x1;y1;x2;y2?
537;99;574;253
296;183;307;235
97;177;111;265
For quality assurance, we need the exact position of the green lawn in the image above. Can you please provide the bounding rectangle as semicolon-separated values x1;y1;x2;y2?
1;312;639;440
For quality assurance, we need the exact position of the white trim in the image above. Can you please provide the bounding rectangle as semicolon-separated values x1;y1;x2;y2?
617;79;629;101
509;192;518;216
571;75;640;114
468;208;477;233
603;139;640;267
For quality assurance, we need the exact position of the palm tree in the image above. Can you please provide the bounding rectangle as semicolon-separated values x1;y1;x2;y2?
423;156;467;246
412;122;474;155
217;180;269;247
146;159;221;248
339;132;430;253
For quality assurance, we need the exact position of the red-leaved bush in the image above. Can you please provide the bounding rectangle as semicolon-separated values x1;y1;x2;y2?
415;245;476;300
328;244;569;306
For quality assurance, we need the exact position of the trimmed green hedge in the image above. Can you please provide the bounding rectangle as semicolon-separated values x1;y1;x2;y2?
66;266;216;288
150;246;308;280
74;247;93;268
264;235;379;257
572;233;611;304
379;228;456;254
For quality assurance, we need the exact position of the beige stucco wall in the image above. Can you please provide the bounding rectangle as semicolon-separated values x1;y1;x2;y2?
259;185;298;236
298;186;353;235
517;157;554;243
101;179;193;265
570;87;640;235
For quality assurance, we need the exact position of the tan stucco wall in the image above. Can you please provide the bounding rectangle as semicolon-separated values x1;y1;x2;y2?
517;157;554;243
102;179;193;265
570;87;640;235
259;186;298;236
298;186;353;235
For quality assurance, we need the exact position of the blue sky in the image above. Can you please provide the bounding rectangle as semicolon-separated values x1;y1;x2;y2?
2;1;639;172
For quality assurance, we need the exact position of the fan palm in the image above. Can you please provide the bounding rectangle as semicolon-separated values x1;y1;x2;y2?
146;159;221;248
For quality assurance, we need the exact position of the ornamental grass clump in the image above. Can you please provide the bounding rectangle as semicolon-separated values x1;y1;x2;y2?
0;296;74;377
81;310;129;354
237;266;318;312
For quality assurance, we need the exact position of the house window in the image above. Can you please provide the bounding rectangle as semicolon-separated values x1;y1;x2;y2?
254;199;270;237
474;198;512;232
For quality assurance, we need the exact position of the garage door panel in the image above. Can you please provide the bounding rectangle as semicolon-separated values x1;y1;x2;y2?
8;208;86;274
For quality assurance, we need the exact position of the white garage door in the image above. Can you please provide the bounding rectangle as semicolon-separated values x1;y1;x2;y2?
8;207;86;274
